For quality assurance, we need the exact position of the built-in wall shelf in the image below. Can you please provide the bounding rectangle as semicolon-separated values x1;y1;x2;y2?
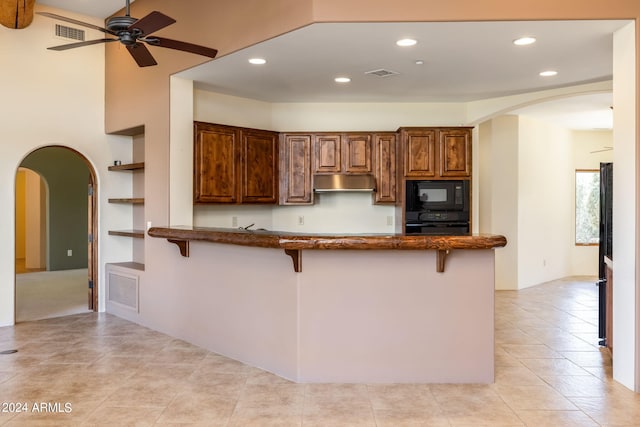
107;261;145;271
108;229;145;238
108;162;145;171
108;198;144;204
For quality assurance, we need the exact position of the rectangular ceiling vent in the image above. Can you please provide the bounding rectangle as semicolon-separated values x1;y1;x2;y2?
55;24;85;41
365;69;400;78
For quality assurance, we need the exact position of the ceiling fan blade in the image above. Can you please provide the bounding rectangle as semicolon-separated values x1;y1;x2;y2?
126;43;158;67
145;37;218;59
47;39;118;51
36;12;116;36
129;11;175;36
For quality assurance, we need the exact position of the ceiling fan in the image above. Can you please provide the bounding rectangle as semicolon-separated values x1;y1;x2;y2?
36;0;217;67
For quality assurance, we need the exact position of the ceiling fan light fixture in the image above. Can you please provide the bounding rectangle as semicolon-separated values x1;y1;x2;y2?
396;38;417;47
248;58;266;65
513;36;536;46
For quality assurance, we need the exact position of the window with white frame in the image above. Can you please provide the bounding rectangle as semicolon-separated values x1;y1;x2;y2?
575;169;600;245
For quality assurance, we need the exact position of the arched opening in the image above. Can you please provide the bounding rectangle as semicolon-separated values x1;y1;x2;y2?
14;146;98;322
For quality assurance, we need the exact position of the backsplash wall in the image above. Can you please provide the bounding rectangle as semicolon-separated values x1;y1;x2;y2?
193;192;395;233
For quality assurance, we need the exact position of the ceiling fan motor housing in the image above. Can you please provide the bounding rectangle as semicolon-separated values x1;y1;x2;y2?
106;16;139;45
107;16;137;31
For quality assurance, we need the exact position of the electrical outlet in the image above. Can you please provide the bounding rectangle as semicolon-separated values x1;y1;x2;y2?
298;215;304;225
232;216;238;227
386;215;393;226
67;249;72;257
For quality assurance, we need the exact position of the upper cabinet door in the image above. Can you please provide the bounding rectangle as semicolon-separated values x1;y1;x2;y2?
373;133;397;204
313;134;341;173
240;129;279;203
342;133;372;173
280;134;313;205
194;122;238;203
439;128;471;177
402;128;436;177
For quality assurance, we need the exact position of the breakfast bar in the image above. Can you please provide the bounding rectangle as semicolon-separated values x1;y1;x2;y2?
147;226;507;383
148;226;506;272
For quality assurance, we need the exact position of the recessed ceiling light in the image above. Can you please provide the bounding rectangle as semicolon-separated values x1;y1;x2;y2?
248;58;266;65
396;38;417;47
334;77;351;83
415;60;424;65
513;36;536;46
539;70;558;77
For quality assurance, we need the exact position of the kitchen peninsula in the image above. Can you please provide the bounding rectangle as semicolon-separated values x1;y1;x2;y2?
148;226;506;383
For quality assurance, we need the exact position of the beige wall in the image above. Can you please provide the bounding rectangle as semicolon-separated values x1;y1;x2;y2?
0;4;137;325
517;116;573;288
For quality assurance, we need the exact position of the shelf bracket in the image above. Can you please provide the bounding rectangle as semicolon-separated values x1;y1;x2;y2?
436;249;449;273
168;239;190;257
284;249;302;273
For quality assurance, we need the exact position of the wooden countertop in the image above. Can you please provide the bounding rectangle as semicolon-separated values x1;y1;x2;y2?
148;226;506;250
148;226;507;273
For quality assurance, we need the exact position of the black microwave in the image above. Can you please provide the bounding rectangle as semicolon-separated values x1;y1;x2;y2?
405;180;470;235
405;179;469;212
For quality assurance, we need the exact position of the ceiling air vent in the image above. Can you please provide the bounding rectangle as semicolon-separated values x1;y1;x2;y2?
55;24;85;41
365;69;400;78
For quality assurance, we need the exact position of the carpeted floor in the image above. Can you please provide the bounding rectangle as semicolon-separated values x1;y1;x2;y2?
15;268;91;322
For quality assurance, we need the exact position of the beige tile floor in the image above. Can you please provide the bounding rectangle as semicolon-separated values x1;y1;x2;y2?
0;276;639;426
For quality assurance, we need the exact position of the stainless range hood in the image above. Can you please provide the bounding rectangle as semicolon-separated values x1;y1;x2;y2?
313;174;376;192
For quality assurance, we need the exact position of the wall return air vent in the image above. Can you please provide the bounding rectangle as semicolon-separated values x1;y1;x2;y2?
55;24;85;41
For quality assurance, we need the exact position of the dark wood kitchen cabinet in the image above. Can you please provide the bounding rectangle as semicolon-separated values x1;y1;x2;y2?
401;128;436;178
313;134;341;173
280;133;313;205
373;133;397;204
400;127;471;178
241;128;279;203
194;122;278;204
439;128;471;177
313;133;372;174
342;133;372;173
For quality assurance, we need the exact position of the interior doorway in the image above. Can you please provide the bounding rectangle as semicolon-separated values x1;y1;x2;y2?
15;168;47;273
14;146;98;322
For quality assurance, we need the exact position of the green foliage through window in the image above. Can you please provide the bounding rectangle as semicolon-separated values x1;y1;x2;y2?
575;170;600;245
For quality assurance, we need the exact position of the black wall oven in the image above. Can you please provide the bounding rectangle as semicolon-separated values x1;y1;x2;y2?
405;180;470;235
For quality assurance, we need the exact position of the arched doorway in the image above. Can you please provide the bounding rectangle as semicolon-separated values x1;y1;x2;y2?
15;146;98;321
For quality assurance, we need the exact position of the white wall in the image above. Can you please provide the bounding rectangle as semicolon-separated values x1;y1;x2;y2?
272;102;467;131
478;116;519;290
517;117;573;288
611;20;636;391
0;5;134;326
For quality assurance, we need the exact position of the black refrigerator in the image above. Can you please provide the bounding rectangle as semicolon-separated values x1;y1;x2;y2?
597;162;613;347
